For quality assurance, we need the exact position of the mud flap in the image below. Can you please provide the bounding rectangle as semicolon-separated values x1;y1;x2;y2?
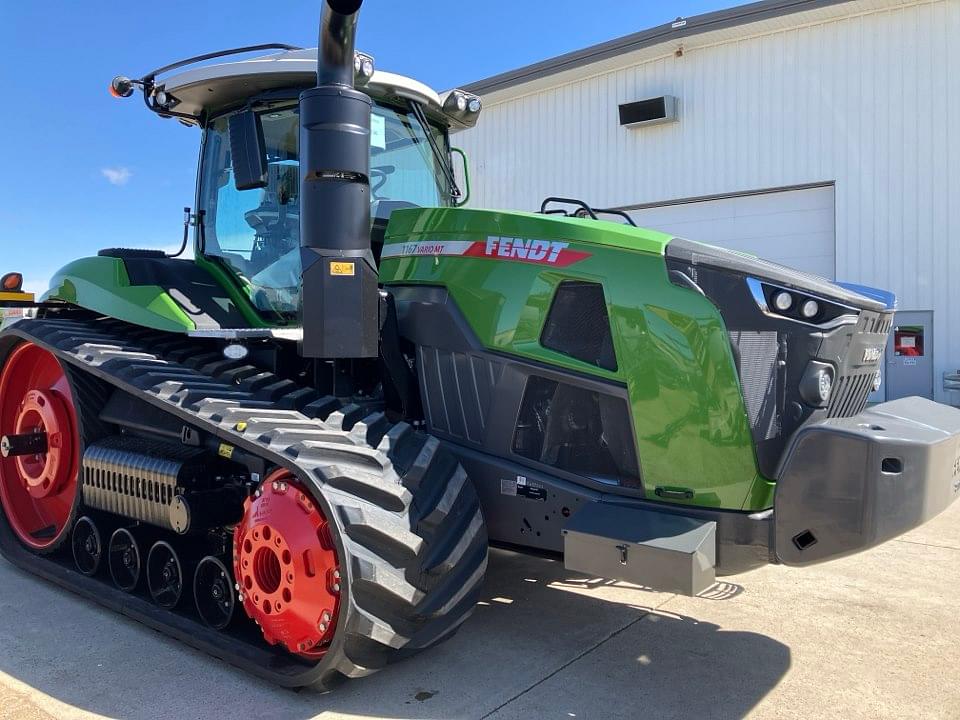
562;503;716;596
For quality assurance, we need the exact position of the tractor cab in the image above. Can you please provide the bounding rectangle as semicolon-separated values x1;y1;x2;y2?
195;95;456;316
122;47;480;322
27;46;483;335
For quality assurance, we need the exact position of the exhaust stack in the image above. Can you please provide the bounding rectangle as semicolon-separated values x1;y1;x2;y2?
299;0;378;358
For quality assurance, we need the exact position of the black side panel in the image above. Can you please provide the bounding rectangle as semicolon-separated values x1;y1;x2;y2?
114;256;247;330
390;285;643;495
417;345;503;444
512;376;640;488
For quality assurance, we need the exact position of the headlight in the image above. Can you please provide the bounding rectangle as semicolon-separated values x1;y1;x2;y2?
773;291;793;311
873;368;882;393
442;89;483;127
800;361;835;407
354;52;376;84
749;278;860;329
800;299;820;318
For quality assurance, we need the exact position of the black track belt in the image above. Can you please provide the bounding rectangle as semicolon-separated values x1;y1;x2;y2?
0;316;378;686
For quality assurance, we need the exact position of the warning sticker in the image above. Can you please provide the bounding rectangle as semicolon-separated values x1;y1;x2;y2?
330;261;356;276
500;477;518;496
371;114;386;149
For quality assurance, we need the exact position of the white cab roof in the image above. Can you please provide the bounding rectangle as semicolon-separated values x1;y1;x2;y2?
159;48;446;122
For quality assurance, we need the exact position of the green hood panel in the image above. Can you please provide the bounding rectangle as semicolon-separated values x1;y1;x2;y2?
380;207;765;511
384;207;673;255
44;255;255;334
45;257;196;333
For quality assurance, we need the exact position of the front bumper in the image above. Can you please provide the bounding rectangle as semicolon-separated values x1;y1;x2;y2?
775;397;960;565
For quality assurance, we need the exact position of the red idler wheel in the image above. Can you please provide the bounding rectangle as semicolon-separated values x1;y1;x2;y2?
234;470;341;658
0;342;80;551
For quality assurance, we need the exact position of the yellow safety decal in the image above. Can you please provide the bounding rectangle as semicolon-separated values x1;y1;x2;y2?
218;443;235;459
0;291;34;303
330;261;355;276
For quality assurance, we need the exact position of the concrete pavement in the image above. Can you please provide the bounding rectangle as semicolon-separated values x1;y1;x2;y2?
1;502;958;719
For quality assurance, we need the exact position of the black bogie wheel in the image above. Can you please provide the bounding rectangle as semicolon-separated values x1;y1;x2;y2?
194;555;236;630
108;527;142;592
286;408;489;688
147;540;185;609
71;515;103;576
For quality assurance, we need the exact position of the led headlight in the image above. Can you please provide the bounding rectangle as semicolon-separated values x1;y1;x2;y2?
772;291;793;311
354;52;375;84
800;361;835;407
442;89;483;128
800;299;820;319
873;368;883;393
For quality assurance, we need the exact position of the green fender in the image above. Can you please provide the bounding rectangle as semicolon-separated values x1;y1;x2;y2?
43;256;197;333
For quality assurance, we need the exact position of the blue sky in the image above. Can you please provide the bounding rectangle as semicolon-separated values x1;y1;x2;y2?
0;0;736;295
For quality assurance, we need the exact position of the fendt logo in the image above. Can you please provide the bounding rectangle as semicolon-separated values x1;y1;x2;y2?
466;236;590;267
381;236;592;268
862;346;883;364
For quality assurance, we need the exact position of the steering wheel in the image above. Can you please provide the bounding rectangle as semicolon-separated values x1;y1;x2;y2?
370;165;395;199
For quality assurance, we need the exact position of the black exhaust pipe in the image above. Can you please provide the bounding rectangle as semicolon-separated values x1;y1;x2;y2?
299;0;378;358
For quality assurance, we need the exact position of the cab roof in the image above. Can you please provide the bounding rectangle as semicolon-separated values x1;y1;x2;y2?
157;48;449;125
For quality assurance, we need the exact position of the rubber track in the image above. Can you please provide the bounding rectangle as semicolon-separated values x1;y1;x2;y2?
0;317;488;688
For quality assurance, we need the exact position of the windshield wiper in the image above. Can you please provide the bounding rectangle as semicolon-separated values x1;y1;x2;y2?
408;100;461;203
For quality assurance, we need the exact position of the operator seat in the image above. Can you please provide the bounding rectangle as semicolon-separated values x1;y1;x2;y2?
245;163;300;273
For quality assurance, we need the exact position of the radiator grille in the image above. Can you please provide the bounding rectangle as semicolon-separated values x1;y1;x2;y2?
827;371;876;418
729;331;780;440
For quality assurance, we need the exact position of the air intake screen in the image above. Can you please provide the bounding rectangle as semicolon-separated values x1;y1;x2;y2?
541;281;617;371
512;376;640;488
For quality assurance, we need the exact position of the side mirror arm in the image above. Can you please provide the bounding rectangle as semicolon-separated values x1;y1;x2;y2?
451;147;471;207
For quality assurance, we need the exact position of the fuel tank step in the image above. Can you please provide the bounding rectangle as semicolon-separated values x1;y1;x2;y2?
562;503;716;596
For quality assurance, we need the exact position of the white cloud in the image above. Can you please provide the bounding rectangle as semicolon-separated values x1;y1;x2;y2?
101;166;132;186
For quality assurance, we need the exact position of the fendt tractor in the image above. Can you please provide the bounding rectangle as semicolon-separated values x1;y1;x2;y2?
2;0;960;689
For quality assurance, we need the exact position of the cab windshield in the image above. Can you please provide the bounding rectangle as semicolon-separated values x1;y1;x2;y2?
198;100;451;317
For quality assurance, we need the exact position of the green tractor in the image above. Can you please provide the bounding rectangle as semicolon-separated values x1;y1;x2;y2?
2;0;959;689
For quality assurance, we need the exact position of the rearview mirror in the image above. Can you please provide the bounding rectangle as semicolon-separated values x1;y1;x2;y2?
228;110;268;191
451;147;471;207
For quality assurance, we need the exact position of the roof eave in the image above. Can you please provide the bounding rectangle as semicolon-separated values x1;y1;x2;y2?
462;0;852;99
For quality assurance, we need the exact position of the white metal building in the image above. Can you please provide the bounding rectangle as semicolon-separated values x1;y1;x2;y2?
457;0;960;402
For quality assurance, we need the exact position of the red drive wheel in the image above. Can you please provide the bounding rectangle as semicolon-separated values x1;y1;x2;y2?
234;470;341;658
0;342;81;552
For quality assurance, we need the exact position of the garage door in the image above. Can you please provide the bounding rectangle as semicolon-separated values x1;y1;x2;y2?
626;185;836;279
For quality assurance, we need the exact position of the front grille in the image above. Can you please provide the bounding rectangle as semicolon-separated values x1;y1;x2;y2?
827;371;875;418
730;331;779;440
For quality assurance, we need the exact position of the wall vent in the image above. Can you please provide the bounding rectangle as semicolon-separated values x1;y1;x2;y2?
618;96;678;128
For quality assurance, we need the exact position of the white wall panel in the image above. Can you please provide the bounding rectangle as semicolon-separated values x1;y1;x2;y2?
457;0;960;400
627;185;836;278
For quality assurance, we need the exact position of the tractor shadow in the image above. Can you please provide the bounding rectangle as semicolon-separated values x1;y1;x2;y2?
0;548;789;720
